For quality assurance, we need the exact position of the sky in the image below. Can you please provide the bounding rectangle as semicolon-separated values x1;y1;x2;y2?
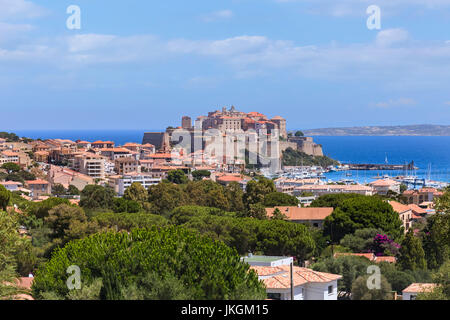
1;0;450;130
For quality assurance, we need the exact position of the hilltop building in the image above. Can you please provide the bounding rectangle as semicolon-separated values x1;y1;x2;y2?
142;106;323;173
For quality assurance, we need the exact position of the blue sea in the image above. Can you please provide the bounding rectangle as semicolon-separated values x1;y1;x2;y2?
12;131;450;183
313;136;450;184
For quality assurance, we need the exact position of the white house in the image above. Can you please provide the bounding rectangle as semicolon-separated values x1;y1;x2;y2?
402;283;437;300
109;172;161;196
0;181;23;192
244;256;342;300
369;179;401;195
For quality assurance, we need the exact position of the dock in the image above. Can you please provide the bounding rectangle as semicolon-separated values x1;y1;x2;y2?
346;161;417;171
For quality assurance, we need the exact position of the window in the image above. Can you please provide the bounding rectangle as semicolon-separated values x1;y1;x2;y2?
328;285;333;295
267;293;281;300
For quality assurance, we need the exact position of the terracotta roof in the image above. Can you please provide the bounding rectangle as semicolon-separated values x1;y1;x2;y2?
217;175;244;183
251;265;341;289
408;204;427;215
123;143;141;147
334;253;396;263
0;181;23;186
369;179;400;186
101;147;130;153
402;283;437;293
389;200;411;214
148;153;175;158
266;207;333;221
334;253;376;261
375;256;397;263
26;179;49;185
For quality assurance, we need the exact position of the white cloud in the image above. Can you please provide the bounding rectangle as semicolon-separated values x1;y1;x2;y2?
376;28;410;47
202;10;233;22
275;0;450;16
67;34;117;53
371;98;417;108
0;0;46;20
2;28;450;89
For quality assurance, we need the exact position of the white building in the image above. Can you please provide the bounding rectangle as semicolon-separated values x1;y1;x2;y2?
109;172;161;196
104;161;116;174
241;255;293;267
0;181;23;192
0;150;20;164
295;184;374;197
369;179;401;195
244;256;342;300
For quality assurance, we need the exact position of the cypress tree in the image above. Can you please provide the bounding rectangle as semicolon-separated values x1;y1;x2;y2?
398;230;427;271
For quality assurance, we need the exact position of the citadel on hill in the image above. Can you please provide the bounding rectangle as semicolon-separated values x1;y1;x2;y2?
143;106;323;157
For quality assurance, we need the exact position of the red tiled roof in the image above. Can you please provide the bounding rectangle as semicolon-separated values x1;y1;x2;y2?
26;179;49;185
0;181;23;186
1;150;19;157
369;179;400;186
266;207;333;221
389;200;411;214
375;256;397;263
402;283;437;293
217;175;244;182
408;204;427;215
251;265;341;289
334;253;376;261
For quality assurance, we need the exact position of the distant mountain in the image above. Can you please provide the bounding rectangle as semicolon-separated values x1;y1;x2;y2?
301;125;450;136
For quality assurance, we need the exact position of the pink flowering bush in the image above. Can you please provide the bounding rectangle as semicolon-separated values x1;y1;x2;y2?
371;233;401;256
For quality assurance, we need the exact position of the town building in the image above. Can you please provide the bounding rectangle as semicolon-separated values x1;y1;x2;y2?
25;179;51;200
214;173;250;190
100;147;134;161
388;200;413;233
265;206;334;228
244;256;342;300
72;153;106;180
115;157;140;175
369;179;402;195
294;184;374;197
47;165;94;191
108;172;162;196
0;150;20;164
91;141;115;149
0;181;23;192
403;188;443;206
34;151;49;163
402;283;437;300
